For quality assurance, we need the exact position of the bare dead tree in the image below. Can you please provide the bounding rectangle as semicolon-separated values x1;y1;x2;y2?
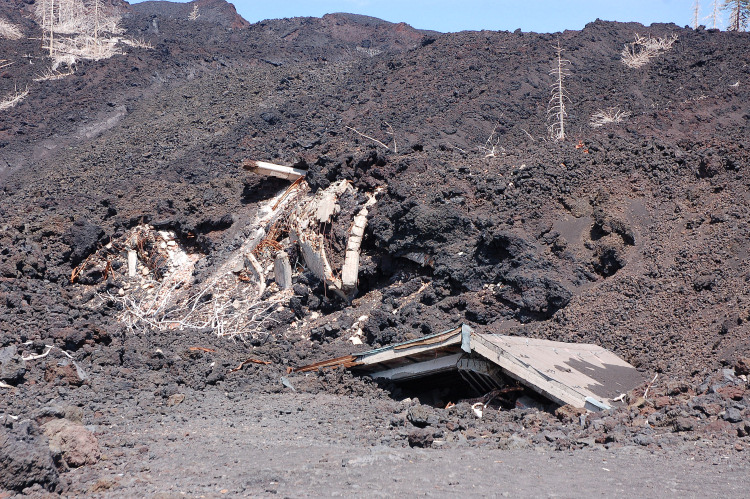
0;18;23;40
188;3;200;21
621;33;678;68
0;86;29;111
693;0;702;28
547;40;570;141
708;0;724;28
93;0;99;46
49;0;54;56
34;0;129;70
724;0;750;31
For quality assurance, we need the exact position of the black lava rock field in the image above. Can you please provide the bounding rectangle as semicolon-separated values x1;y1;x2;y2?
1;1;750;495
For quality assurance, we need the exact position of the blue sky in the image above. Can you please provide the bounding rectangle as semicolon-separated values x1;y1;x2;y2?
139;1;704;32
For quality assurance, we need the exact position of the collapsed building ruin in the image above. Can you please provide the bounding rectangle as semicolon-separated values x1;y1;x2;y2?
70;160;646;412
295;325;647;412
73;160;382;339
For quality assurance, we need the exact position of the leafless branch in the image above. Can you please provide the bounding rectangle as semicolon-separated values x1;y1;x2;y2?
0;86;29;111
621;33;678;68
0;18;23;40
345;125;391;151
589;107;631;128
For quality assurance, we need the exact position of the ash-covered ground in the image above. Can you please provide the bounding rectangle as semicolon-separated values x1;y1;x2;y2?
1;0;750;495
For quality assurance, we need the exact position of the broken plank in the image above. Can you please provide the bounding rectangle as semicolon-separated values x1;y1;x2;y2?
243;160;307;181
293;355;361;373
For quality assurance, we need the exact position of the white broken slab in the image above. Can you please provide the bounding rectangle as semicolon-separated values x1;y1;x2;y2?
274;251;293;290
127;250;137;277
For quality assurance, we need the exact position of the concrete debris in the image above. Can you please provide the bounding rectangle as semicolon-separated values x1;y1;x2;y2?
290;180;382;301
280;376;296;392
294;324;647;411
127;249;137;277
274;251;293;290
74;161;380;339
289;180;351;299
341;189;381;297
71;224;200;297
472;402;484;418
109;182;305;339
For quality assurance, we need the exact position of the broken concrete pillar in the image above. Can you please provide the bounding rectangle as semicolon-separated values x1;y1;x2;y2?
341;189;381;298
341;207;369;297
293;230;346;300
127;250;137;277
274;251;292;290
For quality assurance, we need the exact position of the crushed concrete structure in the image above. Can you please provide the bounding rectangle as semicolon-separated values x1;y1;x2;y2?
295;325;647;411
245;160;382;302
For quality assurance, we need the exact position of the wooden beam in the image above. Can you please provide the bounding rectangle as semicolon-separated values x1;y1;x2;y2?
243;160;307;181
368;353;463;381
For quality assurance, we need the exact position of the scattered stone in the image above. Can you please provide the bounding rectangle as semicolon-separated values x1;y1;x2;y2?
0;346;26;384
633;433;655;446
64;218;104;265
735;358;750;376
167;393;186;406
673;417;695;432
42;418;101;468
49;327;86;350
206;370;224;385
555;404;586;424
717;386;745;401
407;405;439;427
0;421;59;492
544;430;567;442
89;477;119;493
665;381;691;395
652;396;672;409
723;408;743;424
44;359;84;386
407;429;433;448
704;419;733;435
498;435;532;450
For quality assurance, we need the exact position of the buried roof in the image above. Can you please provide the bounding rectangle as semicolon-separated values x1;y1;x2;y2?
296;325;647;411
